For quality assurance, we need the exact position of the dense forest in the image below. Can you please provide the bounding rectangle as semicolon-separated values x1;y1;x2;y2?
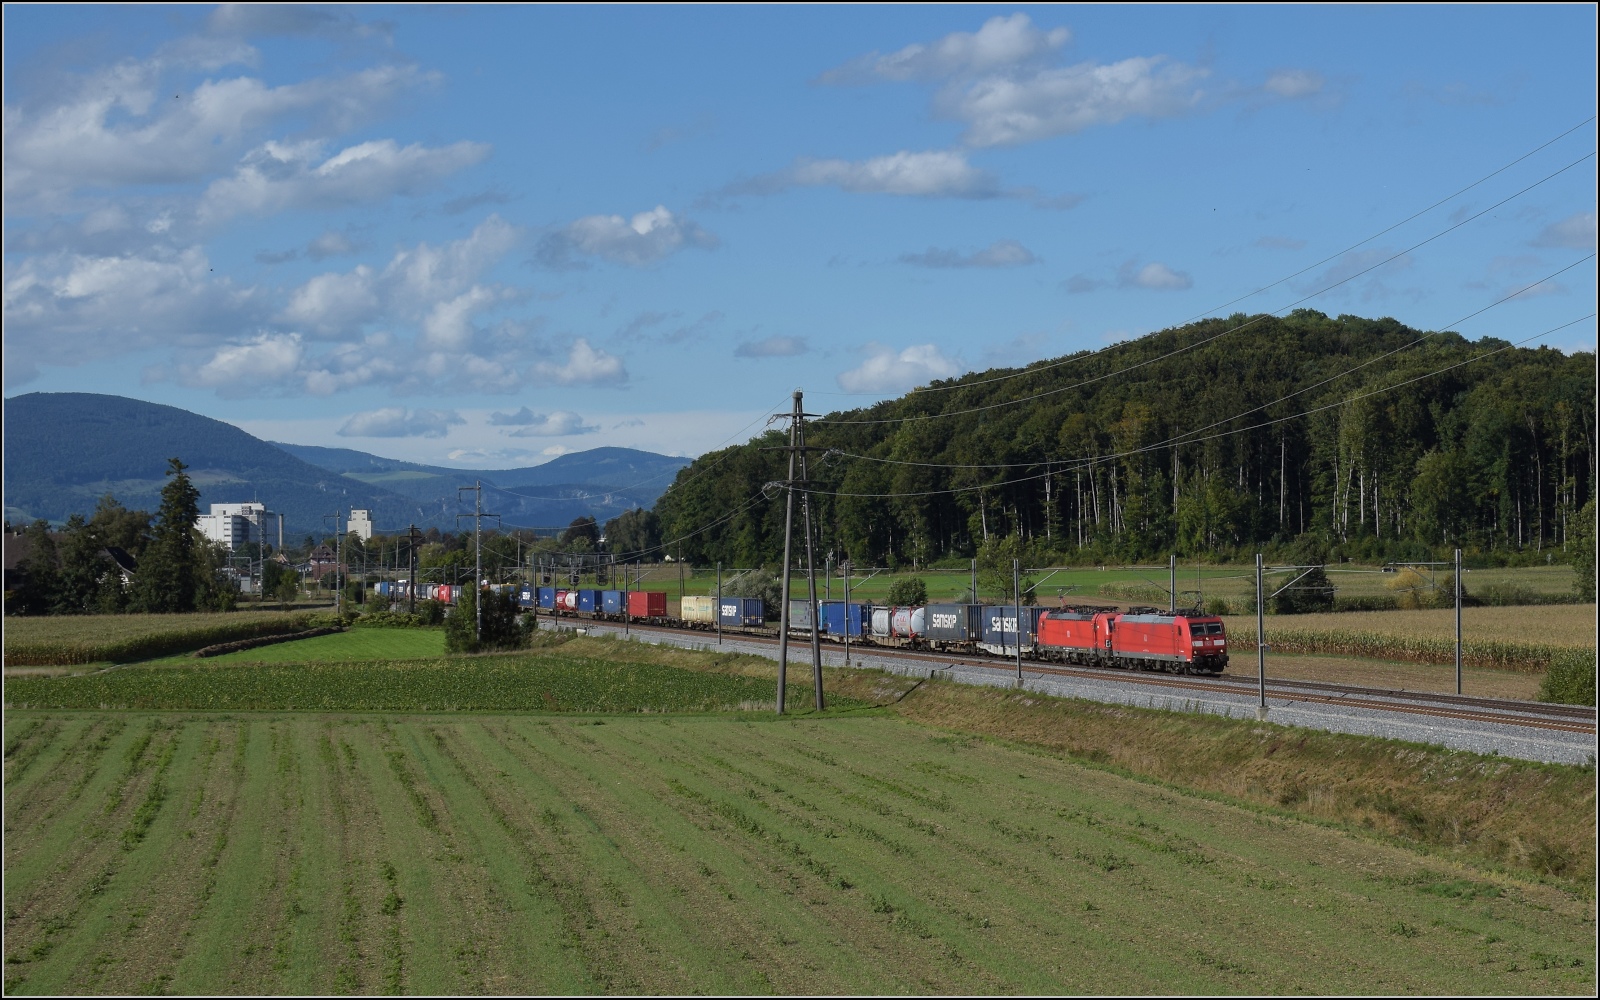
655;311;1595;569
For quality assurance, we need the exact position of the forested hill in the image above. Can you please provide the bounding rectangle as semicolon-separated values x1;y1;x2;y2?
655;311;1595;568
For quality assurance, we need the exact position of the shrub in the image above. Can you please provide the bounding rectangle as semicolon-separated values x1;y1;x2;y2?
886;577;928;607
1539;650;1596;706
444;589;525;654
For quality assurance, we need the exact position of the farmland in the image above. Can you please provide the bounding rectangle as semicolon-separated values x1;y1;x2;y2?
3;610;322;667
620;563;1582;609
4;710;1593;995
1226;605;1597;649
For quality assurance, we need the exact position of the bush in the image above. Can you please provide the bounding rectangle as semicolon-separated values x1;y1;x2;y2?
444;589;525;654
886;577;928;606
1271;565;1335;614
414;599;447;626
730;569;784;619
355;611;429;629
1539;651;1596;706
1574;498;1596;602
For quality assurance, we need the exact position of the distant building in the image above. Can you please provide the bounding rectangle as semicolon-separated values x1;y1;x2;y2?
195;502;267;551
308;543;344;581
348;509;374;541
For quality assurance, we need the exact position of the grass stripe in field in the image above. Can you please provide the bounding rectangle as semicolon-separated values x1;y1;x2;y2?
3;654;859;714
140;627;447;666
5;713;1593;994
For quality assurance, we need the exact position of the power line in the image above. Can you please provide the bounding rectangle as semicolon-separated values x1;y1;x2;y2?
827;256;1594;471
797;314;1594;500
870;116;1596;399
482;400;786;503
813;150;1593;427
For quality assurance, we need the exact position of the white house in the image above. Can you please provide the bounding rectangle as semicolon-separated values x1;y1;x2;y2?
349;509;374;541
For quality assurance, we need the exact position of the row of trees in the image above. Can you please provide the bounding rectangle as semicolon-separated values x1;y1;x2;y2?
655;311;1595;570
9;459;238;615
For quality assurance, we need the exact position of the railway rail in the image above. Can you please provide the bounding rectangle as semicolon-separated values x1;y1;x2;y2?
558;616;1596;739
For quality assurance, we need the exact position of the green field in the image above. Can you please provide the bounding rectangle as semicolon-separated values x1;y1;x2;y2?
144;627;447;666
4;712;1591;995
5;631;1593;994
3;611;323;666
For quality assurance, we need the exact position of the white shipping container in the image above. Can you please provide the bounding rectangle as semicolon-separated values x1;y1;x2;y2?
681;595;716;624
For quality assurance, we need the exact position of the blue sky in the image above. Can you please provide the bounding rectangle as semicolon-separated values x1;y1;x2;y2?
4;4;1595;468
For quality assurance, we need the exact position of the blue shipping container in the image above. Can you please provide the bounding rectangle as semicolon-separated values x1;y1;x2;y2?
537;586;556;609
981;606;1049;646
718;597;764;628
818;601;867;637
925;604;980;641
602;590;625;614
577;589;600;613
518;585;536;608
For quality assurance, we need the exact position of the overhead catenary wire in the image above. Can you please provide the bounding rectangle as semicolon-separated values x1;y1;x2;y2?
812;150;1594;426
826;255;1596;471
858;116;1597;399
797;314;1595;500
481;398;787;503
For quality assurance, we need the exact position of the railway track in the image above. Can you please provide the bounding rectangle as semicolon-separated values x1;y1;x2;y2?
554;616;1596;738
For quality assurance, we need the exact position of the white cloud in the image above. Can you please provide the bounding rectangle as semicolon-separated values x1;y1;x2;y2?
282;265;379;335
533;338;628;386
948;56;1208;147
2;245;261;384
819;14;1069;84
198;137;489;223
308;230;359;259
837;344;961;393
734;335;809;358
503;411;600;437
1264;70;1325;99
205;3;392;43
420;285;503;351
5;62;430;208
1119;260;1193;290
338;407;464;438
177;332;304;388
538;205;717;267
900;239;1036;268
739;150;1000;199
815;16;1221;150
1532;211;1597;251
280;215;517;339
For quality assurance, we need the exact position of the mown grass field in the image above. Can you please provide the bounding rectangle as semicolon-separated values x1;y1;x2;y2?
6;634;1594;994
4;711;1593;995
141;627;447;667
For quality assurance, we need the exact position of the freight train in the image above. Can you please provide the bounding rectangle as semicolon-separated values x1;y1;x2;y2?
504;585;1231;676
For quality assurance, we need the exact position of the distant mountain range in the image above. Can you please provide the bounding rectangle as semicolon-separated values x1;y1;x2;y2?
3;393;688;537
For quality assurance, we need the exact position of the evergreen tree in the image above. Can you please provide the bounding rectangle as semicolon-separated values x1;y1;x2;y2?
10;520;61;615
54;514;107;614
132;458;203;613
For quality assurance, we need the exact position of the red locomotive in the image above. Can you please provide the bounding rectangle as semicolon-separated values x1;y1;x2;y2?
1034;607;1229;675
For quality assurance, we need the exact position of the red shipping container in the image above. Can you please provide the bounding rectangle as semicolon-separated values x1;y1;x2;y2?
627;591;667;617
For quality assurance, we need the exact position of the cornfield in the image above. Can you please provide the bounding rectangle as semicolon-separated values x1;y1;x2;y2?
1227;625;1594;676
4;611;322;666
